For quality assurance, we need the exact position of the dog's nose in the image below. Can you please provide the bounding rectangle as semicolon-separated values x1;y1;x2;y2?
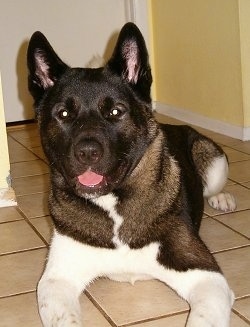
75;139;103;165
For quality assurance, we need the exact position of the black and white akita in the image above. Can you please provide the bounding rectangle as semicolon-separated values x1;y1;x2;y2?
27;22;236;326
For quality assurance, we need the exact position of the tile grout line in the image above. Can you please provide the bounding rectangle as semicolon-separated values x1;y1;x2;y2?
211;244;250;255
0;246;47;257
118;310;190;327
239;182;250;189
8;133;48;165
232;308;250;325
13;172;50;180
217;139;250;154
228;178;250;187
204;206;250;220
0;247;47;258
15;206;50;247
235;294;250;301
0;290;37;300
210;216;250;241
85;289;118;327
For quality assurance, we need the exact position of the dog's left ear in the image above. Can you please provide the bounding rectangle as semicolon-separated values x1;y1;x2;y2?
107;23;152;103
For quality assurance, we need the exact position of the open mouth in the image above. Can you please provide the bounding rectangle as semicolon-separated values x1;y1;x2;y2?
75;161;130;196
78;170;105;188
76;170;108;195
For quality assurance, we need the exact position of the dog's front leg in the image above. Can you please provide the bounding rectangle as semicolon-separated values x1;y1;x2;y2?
184;271;234;327
38;277;83;326
154;239;234;327
38;230;96;327
155;265;234;327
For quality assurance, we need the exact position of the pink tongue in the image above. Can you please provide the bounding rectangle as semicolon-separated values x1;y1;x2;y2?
78;171;104;187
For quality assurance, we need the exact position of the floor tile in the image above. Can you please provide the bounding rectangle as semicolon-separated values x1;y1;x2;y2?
0;206;23;223
8;123;39;139
199;218;249;253
81;294;113;327
215;247;250;298
0;292;42;327
204;184;250;216
231;312;250;327
234;297;250;323
230;141;250;155
17;192;49;218
216;210;250;239
8;137;38;163
30;216;53;243
229;161;250;183
10;160;49;178
0;291;113;327
222;146;250;163
12;174;50;196
129;312;249;327
30;146;47;161
243;182;250;189
129;313;188;326
0;249;47;297
200;131;240;147
0;220;45;255
227;179;237;186
87;279;188;326
16;135;41;149
1;293;246;327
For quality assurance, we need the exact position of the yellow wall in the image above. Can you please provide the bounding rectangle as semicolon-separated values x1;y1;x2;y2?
239;0;250;127
149;0;249;127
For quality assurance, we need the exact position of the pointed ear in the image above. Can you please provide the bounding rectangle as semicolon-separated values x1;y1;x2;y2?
107;23;152;103
27;31;68;103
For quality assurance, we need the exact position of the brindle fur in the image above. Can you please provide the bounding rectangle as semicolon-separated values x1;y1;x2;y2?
27;23;223;271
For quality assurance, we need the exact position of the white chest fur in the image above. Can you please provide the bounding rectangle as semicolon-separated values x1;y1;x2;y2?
91;193;124;247
89;194;159;283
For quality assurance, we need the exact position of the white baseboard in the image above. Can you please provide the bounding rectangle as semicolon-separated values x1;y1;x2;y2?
154;102;250;141
0;187;17;208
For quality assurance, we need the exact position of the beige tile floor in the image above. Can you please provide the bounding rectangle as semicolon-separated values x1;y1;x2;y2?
1;115;250;326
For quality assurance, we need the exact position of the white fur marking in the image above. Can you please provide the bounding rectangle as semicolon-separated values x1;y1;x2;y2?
38;232;234;327
208;192;236;212
203;155;236;211
92;193;124;247
203;155;228;198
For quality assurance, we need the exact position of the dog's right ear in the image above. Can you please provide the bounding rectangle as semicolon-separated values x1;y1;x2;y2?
107;23;152;103
27;31;68;103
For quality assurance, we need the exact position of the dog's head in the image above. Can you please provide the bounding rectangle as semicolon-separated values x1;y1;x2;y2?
27;23;158;198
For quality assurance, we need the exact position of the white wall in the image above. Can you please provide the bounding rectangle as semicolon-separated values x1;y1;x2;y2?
0;0;130;122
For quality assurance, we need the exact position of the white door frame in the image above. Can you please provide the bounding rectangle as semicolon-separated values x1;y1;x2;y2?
125;0;150;48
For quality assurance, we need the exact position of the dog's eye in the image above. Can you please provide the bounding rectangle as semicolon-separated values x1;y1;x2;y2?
110;108;120;116
53;102;78;123
109;105;126;118
60;110;69;118
58;109;69;119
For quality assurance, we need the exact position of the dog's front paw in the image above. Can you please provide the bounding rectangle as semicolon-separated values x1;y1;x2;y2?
186;314;224;327
39;299;82;327
208;192;236;212
38;279;83;327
